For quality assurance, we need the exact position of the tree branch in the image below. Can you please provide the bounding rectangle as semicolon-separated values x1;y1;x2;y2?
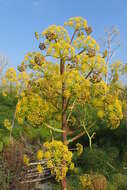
67;131;85;144
70;29;77;44
78;48;86;55
85;68;93;79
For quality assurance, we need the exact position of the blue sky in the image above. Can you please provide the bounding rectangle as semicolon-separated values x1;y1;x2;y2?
0;0;127;69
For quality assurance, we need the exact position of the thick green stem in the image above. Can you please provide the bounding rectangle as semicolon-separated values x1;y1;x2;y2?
83;124;95;150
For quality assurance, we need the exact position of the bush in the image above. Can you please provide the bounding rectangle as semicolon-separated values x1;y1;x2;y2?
0;129;10;152
67;174;84;190
106;182;117;190
105;146;119;164
23;126;51;143
111;173;127;190
79;147;116;178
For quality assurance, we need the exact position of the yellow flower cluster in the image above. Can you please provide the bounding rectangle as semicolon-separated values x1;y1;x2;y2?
46;40;75;58
63;69;90;101
95;56;106;73
91;83;123;128
23;52;46;70
63;89;71;98
97;110;105;119
91;81;108;97
80;174;91;188
16;71;30;91
76;143;83;156
73;35;100;52
106;98;123;128
23;154;29;166
1;68;17;96
37;164;43;173
86;36;100;51
75;54;107;77
3;119;12;131
92;98;104;108
64;17;88;30
35;62;62;99
16;93;50;126
42;140;74;181
73;34;86;49
1;67;31;98
37;150;44;161
5;68;17;82
42;25;70;43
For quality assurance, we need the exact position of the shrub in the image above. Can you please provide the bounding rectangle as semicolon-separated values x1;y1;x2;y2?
106;182;117;190
80;147;115;178
111;173;127;190
67;174;84;190
106;147;119;163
